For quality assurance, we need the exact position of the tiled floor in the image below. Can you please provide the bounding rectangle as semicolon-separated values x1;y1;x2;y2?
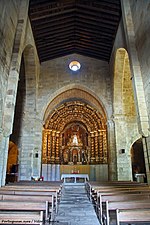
53;185;100;225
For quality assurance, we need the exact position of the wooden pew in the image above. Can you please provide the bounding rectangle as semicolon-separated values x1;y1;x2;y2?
0;201;47;225
89;180;147;186
85;181;149;201
12;181;62;186
86;181;150;225
0;212;44;225
116;208;150;225
0;182;62;224
0;189;59;216
0;194;54;220
0;186;61;192
97;192;150;223
90;185;150;204
105;200;150;225
0;184;61;216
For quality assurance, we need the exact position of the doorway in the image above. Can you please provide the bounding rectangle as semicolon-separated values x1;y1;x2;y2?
131;138;147;183
6;141;18;183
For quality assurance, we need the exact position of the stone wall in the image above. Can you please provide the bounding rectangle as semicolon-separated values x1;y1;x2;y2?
130;0;150;127
110;0;150;182
0;0;20;185
38;54;111;117
110;19;140;180
129;0;150;182
0;0;19;131
0;0;40;184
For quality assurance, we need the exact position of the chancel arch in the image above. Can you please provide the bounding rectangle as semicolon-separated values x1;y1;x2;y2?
42;88;109;181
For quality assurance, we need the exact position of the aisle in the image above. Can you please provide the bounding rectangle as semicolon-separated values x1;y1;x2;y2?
54;185;100;225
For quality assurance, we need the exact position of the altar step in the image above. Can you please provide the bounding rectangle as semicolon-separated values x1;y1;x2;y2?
54;185;100;225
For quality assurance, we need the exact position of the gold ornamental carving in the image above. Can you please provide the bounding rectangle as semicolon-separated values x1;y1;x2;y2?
42;100;108;165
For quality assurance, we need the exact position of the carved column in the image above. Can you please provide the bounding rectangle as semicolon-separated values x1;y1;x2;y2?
69;148;72;162
47;130;52;164
60;133;63;163
102;130;107;163
51;130;56;163
42;129;48;164
55;131;60;164
90;131;95;163
99;130;103;163
95;131;99;163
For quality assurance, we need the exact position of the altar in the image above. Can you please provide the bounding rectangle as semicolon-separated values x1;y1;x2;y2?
42;164;108;181
61;173;89;185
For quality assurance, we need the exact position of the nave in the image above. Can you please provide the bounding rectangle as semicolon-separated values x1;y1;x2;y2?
0;180;150;225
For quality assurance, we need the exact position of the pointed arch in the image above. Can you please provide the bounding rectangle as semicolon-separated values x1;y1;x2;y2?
114;48;136;118
113;48;139;180
43;85;108;124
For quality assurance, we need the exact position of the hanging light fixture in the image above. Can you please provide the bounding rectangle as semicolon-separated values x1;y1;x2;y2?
69;61;81;71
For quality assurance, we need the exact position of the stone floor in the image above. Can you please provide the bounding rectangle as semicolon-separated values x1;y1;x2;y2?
52;185;100;225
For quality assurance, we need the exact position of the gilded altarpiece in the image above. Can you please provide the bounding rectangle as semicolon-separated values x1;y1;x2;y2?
42;101;108;165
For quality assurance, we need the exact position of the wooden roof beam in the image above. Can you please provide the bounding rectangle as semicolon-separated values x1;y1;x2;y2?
38;42;75;53
75;44;111;56
36;36;112;50
75;49;109;59
76;3;120;16
30;8;75;21
30;1;74;16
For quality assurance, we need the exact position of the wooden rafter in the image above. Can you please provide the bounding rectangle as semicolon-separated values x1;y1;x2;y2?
29;0;121;62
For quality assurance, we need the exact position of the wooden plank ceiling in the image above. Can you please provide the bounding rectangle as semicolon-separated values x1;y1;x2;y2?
29;0;121;62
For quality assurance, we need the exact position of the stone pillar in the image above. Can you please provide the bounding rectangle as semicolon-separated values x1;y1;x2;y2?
55;131;60;164
142;136;150;183
0;133;3;185
0;134;9;186
112;116;133;181
32;119;43;179
107;119;117;180
90;131;95;163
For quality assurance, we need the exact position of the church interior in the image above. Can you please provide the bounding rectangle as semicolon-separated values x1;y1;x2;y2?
0;0;150;188
0;1;150;224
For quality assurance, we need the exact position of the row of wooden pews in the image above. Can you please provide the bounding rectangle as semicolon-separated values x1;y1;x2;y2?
0;181;62;225
86;181;150;225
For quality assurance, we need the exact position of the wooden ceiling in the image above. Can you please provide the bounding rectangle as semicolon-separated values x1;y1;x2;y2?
29;0;121;62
